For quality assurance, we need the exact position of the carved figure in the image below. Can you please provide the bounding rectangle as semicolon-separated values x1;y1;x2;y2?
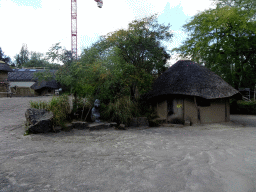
91;99;101;122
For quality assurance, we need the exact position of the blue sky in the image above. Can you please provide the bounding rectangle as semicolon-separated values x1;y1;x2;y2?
0;0;216;65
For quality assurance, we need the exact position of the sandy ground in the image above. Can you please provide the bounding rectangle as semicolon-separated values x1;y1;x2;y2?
0;96;256;192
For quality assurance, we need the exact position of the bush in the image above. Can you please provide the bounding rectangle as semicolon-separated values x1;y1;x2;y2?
48;95;70;127
29;100;49;110
230;99;256;114
29;95;70;127
72;96;94;121
101;96;138;125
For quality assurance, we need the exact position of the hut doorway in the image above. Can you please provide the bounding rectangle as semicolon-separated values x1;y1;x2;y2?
167;98;184;124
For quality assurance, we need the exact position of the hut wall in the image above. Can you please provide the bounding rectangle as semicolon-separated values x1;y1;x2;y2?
199;99;226;124
156;99;167;121
225;99;230;122
184;97;198;125
167;98;184;124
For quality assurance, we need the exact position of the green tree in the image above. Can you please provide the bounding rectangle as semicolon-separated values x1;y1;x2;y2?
173;0;256;89
55;14;173;112
24;51;60;70
98;14;173;100
0;47;11;64
15;44;29;67
46;42;74;65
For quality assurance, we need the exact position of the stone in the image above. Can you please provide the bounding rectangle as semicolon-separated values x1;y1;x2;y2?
137;117;149;127
130;117;149;127
25;108;53;133
119;124;126;129
91;99;101;123
115;124;126;130
109;122;117;127
87;122;109;130
72;121;88;129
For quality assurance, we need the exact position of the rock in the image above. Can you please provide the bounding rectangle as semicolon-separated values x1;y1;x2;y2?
72;121;88;129
87;122;109;130
162;124;184;128
130;117;149;127
184;119;191;126
25;108;53;133
119;124;126;129
137;117;149;127
130;118;138;127
62;123;73;132
109;122;117;127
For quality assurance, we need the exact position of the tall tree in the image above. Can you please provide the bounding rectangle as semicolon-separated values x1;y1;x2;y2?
0;47;11;64
56;15;173;102
100;14;173;99
15;44;29;67
46;42;73;65
173;0;256;89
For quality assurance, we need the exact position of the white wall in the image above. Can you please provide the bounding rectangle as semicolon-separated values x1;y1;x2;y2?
10;82;35;88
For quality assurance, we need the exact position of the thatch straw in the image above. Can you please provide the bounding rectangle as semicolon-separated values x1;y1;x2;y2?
146;60;239;99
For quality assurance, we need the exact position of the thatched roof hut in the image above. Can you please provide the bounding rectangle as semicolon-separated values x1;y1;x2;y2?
145;60;240;125
146;60;239;100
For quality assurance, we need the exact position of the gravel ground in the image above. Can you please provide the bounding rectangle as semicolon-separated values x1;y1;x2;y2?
0;96;256;192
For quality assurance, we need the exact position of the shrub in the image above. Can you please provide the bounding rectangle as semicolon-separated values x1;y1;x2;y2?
29;100;49;110
72;96;94;121
29;95;70;127
48;95;70;127
101;96;138;125
230;99;256;114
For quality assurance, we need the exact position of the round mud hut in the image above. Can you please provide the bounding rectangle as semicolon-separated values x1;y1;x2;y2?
145;60;241;125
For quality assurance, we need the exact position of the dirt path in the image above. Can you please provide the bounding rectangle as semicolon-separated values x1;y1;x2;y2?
0;97;256;192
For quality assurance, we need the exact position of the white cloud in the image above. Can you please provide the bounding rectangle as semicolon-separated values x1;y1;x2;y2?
0;0;215;62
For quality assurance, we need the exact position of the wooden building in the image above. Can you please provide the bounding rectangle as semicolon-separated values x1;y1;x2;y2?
8;69;60;97
0;61;13;97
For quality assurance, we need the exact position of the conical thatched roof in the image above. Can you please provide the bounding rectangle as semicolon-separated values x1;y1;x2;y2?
0;61;13;72
146;60;239;99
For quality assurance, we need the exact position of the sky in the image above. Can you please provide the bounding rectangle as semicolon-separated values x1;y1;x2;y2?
0;0;217;65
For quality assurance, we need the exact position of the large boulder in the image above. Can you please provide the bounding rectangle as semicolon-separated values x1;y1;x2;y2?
25;108;54;133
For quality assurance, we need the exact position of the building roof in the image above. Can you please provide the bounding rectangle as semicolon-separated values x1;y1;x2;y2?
0;61;13;72
30;79;60;90
146;60;240;99
8;69;56;82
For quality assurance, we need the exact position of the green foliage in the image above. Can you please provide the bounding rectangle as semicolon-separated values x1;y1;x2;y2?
33;69;55;83
230;99;256;114
101;96;139;125
46;42;73;65
173;0;256;90
54;15;173;123
15;44;29;67
48;95;70;127
0;47;11;64
29;100;49;110
29;95;70;127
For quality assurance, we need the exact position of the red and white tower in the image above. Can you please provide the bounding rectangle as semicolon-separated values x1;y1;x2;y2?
71;0;77;60
71;0;103;60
